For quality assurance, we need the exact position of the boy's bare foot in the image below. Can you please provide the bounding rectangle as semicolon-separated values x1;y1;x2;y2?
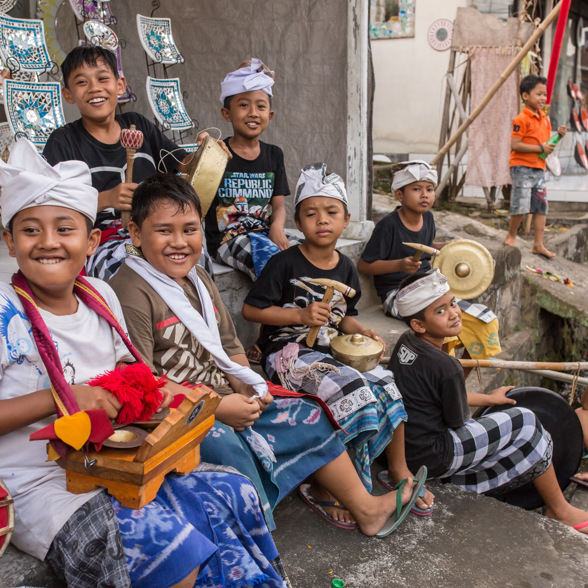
386;467;435;511
354;477;414;536
545;503;588;535
504;235;517;247
573;472;588;482
532;246;556;259
309;480;356;525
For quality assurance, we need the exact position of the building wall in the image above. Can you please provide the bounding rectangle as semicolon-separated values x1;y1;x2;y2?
371;0;467;155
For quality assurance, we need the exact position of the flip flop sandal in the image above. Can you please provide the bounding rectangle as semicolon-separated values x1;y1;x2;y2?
298;484;359;530
376;466;428;538
377;470;434;516
246;344;263;365
570;475;588;489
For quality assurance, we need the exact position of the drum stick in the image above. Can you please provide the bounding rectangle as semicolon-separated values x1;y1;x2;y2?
403;242;438;261
460;359;588;371
120;125;144;229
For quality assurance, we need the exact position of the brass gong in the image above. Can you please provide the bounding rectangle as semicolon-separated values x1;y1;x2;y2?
180;135;229;217
330;333;384;372
432;239;494;299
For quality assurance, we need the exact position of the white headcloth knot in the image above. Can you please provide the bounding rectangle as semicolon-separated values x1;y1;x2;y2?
0;138;98;226
220;58;274;104
396;268;450;318
294;163;347;208
391;160;438;192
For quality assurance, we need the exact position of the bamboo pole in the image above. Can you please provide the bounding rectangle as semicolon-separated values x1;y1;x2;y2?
430;1;563;167
460;359;588;371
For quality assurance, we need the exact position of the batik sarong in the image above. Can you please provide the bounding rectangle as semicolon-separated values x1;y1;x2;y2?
441;407;552;494
264;347;407;490
201;395;345;530
215;230;302;281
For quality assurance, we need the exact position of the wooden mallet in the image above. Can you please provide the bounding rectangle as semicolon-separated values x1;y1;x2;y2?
120;124;144;229
403;241;439;262
305;278;356;348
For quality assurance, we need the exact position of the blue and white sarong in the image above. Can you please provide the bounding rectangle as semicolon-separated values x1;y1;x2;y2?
264;347;407;490
215;230;303;281
47;470;287;588
201;395;345;530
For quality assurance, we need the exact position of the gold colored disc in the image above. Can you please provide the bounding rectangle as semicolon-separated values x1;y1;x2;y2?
433;239;495;299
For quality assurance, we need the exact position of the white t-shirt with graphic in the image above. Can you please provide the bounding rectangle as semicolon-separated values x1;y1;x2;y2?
0;278;133;560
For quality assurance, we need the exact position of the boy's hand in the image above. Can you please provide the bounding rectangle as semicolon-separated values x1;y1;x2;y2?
197;131;232;158
239;384;274;412
268;225;291;250
542;141;556;155
488;386;516;406
399;256;422;274
157;385;174;412
72;385;121;419
557;125;567;137
360;329;386;354
100;183;136;212
216;394;261;430
299;302;331;326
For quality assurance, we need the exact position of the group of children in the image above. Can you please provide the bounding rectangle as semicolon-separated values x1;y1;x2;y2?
0;46;586;588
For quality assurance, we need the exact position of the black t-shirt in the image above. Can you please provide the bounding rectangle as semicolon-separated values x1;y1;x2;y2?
389;331;469;477
244;245;360;359
43;112;186;229
204;139;290;256
360;208;436;300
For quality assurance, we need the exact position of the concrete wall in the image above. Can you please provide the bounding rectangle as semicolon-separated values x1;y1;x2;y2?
371;0;467;155
52;0;372;223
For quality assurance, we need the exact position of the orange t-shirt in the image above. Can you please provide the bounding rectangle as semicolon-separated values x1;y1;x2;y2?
509;106;551;170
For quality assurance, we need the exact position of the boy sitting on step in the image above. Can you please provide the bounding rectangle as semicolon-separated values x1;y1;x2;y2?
243;163;434;524
0;138;289;588
388;268;588;535
358;160;501;361
109;172;423;537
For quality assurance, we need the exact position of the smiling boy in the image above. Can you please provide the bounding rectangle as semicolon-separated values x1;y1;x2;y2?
42;45;215;281
389;269;588;535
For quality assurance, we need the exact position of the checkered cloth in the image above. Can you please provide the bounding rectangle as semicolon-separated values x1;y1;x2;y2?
441;407;552;494
215;230;302;281
46;491;130;588
86;228;214;281
264;347;407;490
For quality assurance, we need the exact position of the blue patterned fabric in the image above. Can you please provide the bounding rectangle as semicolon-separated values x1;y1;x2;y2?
113;471;286;588
264;350;408;491
249;230;281;277
201;396;345;530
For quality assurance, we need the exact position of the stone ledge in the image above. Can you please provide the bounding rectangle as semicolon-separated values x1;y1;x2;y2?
0;544;61;588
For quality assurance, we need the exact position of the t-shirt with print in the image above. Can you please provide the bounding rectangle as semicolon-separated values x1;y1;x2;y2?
360;207;435;300
388;330;469;477
43;112;187;229
109;263;244;394
204;139;290;256
0;278;134;560
244;245;361;360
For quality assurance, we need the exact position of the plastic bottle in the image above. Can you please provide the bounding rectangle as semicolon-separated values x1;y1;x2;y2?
539;133;562;159
332;580;345;588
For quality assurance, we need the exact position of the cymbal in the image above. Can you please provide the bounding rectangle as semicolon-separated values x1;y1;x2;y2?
433;239;494;299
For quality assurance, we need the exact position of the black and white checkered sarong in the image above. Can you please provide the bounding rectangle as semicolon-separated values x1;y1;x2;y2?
45;491;130;588
441;407;552;494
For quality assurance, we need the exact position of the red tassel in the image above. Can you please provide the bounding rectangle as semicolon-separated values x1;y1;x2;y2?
89;364;167;425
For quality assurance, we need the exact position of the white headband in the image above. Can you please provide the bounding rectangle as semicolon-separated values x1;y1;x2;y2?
391;160;438;191
396;269;450;318
0;138;98;226
220;58;274;104
294;162;347;208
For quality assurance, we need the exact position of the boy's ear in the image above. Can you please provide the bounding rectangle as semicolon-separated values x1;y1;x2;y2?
410;317;427;334
85;228;102;257
268;110;274;121
343;210;351;228
62;85;75;105
3;229;15;258
128;220;141;248
395;188;404;202
221;107;232;123
116;76;127;97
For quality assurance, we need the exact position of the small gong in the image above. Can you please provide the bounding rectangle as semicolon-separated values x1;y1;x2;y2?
433;239;495;299
330;333;384;373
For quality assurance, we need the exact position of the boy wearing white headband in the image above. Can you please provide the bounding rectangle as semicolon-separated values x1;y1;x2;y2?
110;173;422;539
389;269;588;535
0;139;285;587
244;163;433;529
206;59;302;287
359;160;502;362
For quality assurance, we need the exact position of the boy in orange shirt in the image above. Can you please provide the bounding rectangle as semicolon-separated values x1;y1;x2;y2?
504;74;566;259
